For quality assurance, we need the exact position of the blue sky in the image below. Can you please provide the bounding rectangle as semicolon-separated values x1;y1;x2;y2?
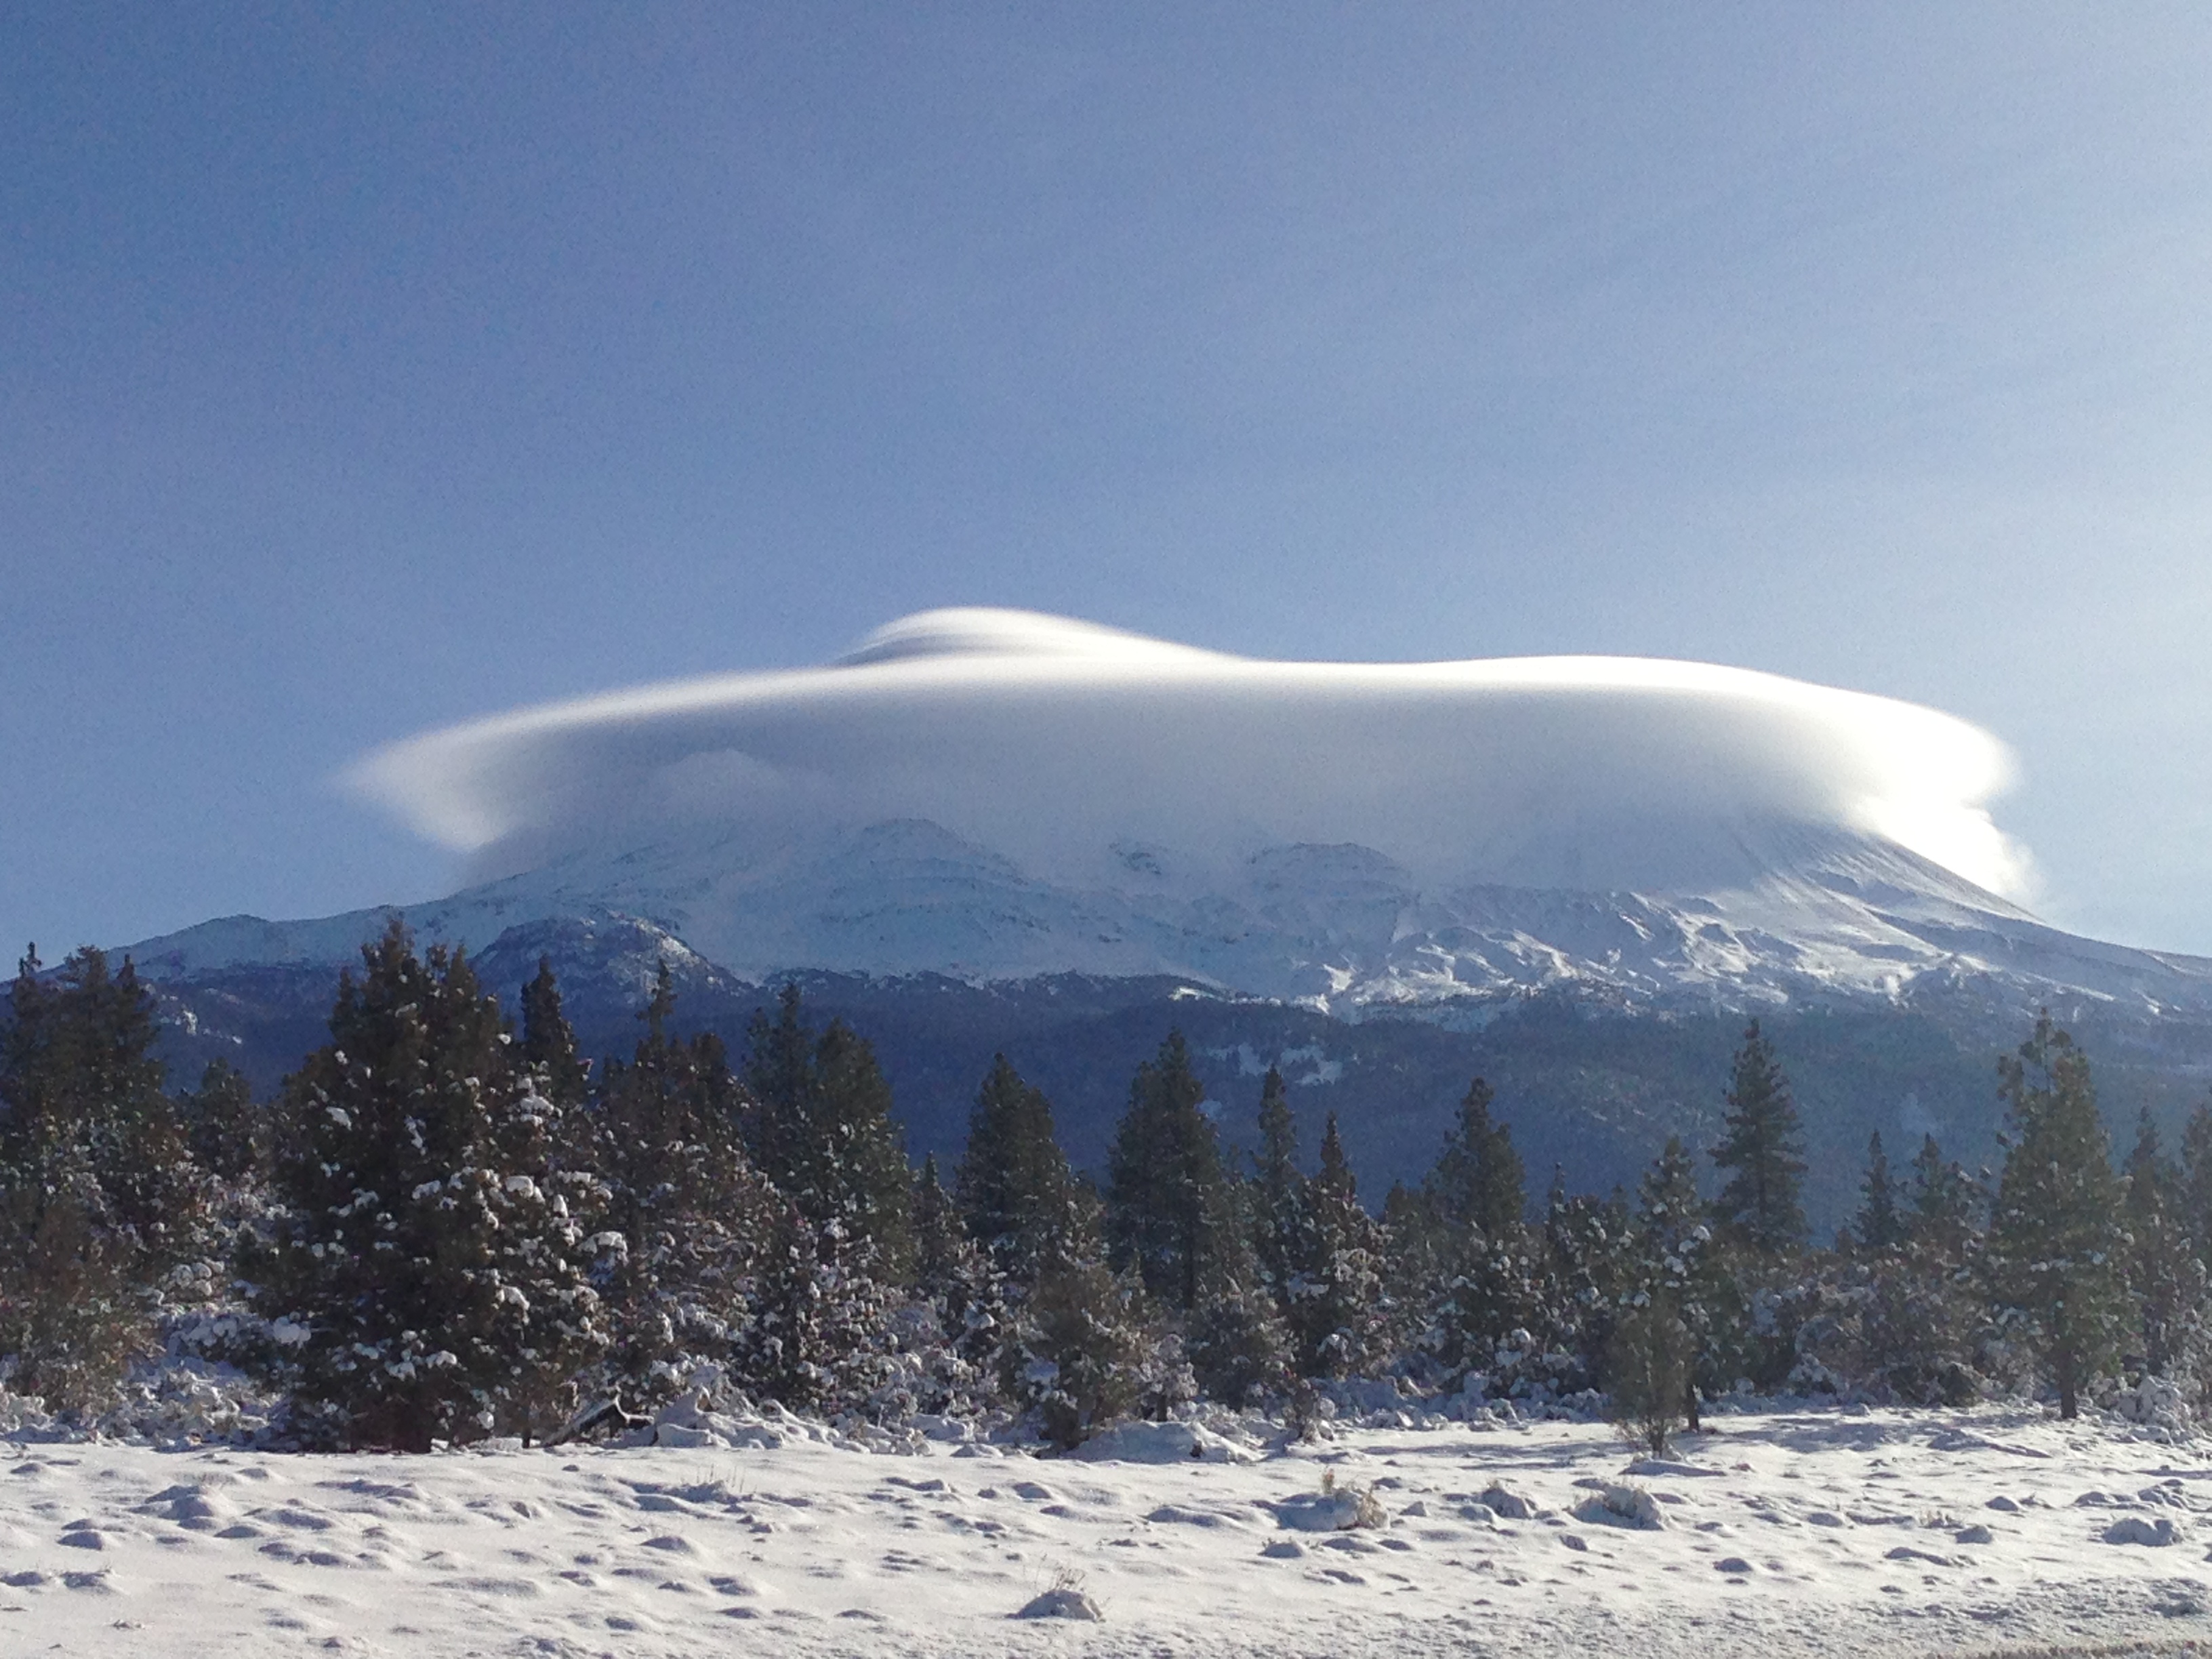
5;3;2211;956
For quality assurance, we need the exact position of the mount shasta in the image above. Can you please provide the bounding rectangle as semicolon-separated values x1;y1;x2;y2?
112;612;2212;1230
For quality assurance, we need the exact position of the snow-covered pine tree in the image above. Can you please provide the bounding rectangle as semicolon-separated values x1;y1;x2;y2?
252;922;604;1448
736;1200;893;1415
1288;1114;1387;1379
1630;1134;1724;1429
1710;1021;1808;1260
180;1058;259;1185
588;962;775;1401
1;945;202;1275
518;954;591;1112
1186;1180;1291;1406
2122;1109;2207;1382
1248;1066;1310;1324
998;1179;1151;1448
743;984;913;1279
1538;1170;1634;1390
1;945;202;1408
1987;1012;2126;1419
1422;1079;1539;1381
904;1153;1000;1409
1105;1031;1228;1313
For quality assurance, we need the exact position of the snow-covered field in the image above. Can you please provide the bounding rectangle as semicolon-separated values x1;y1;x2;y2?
7;1404;2211;1658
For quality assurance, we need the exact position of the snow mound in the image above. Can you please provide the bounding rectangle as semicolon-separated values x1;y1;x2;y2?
1572;1483;1666;1530
2106;1515;2183;1547
1015;1585;1105;1620
1069;1420;1256;1464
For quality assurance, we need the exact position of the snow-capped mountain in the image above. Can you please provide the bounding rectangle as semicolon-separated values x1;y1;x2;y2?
123;816;2212;1021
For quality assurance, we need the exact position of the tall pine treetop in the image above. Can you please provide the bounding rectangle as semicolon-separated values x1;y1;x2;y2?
1711;1020;1808;1258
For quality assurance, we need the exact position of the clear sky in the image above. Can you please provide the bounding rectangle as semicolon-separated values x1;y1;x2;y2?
5;3;2211;958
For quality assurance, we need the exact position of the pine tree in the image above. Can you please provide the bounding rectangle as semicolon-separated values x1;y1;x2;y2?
1538;1172;1634;1391
518;955;590;1110
954;1054;1080;1288
1425;1078;1525;1240
1105;1031;1228;1313
1906;1132;1981;1258
251;923;605;1448
590;963;774;1397
1987;1012;2127;1419
1185;1186;1291;1406
180;1058;260;1184
2122;1109;2206;1380
1;945;201;1408
2179;1101;2212;1264
1710;1021;1807;1258
743;985;912;1277
905;1153;1000;1405
1248;1067;1309;1320
1288;1115;1387;1379
1422;1080;1537;1380
1;945;201;1272
999;1181;1151;1448
1853;1131;1901;1254
736;1201;893;1415
1631;1135;1721;1430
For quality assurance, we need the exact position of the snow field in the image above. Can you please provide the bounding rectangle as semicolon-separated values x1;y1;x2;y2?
5;1406;2211;1658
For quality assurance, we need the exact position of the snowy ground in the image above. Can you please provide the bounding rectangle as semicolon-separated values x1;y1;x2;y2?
6;1404;2212;1658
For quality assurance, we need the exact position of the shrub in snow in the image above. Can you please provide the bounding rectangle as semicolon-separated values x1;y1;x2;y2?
1273;1471;1386;1532
1477;1482;1537;1520
1014;1584;1103;1621
1571;1483;1664;1530
2105;1515;2182;1547
1069;1418;1254;1464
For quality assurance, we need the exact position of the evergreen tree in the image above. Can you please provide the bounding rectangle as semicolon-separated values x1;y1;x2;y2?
590;963;774;1397
953;1054;1080;1287
1379;1180;1446;1363
1422;1080;1538;1380
518;955;591;1109
736;1202;893;1415
2123;1109;2206;1380
1987;1012;2127;1418
180;1058;260;1185
905;1153;1000;1401
1538;1172;1634;1390
1185;1187;1291;1406
743;985;912;1277
1906;1132;1982;1258
1248;1067;1309;1320
1425;1078;1525;1239
1;945;201;1271
1287;1114;1387;1379
1632;1135;1721;1429
999;1181;1150;1448
1104;1031;1228;1313
1853;1131;1902;1254
1710;1021;1807;1258
252;924;605;1448
2178;1101;2212;1264
1;945;201;1408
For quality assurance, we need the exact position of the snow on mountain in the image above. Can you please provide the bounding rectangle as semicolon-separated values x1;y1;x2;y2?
124;816;2212;1021
118;610;2212;1019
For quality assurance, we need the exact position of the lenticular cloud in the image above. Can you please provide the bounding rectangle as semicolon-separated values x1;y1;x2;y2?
346;608;2028;902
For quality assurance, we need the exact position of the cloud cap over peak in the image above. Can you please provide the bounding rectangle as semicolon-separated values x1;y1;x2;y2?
346;609;2026;903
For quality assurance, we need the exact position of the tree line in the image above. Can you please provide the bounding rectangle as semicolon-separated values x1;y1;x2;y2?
0;924;2201;1452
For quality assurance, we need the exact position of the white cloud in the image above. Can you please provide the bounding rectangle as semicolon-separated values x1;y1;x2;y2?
345;607;2028;902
